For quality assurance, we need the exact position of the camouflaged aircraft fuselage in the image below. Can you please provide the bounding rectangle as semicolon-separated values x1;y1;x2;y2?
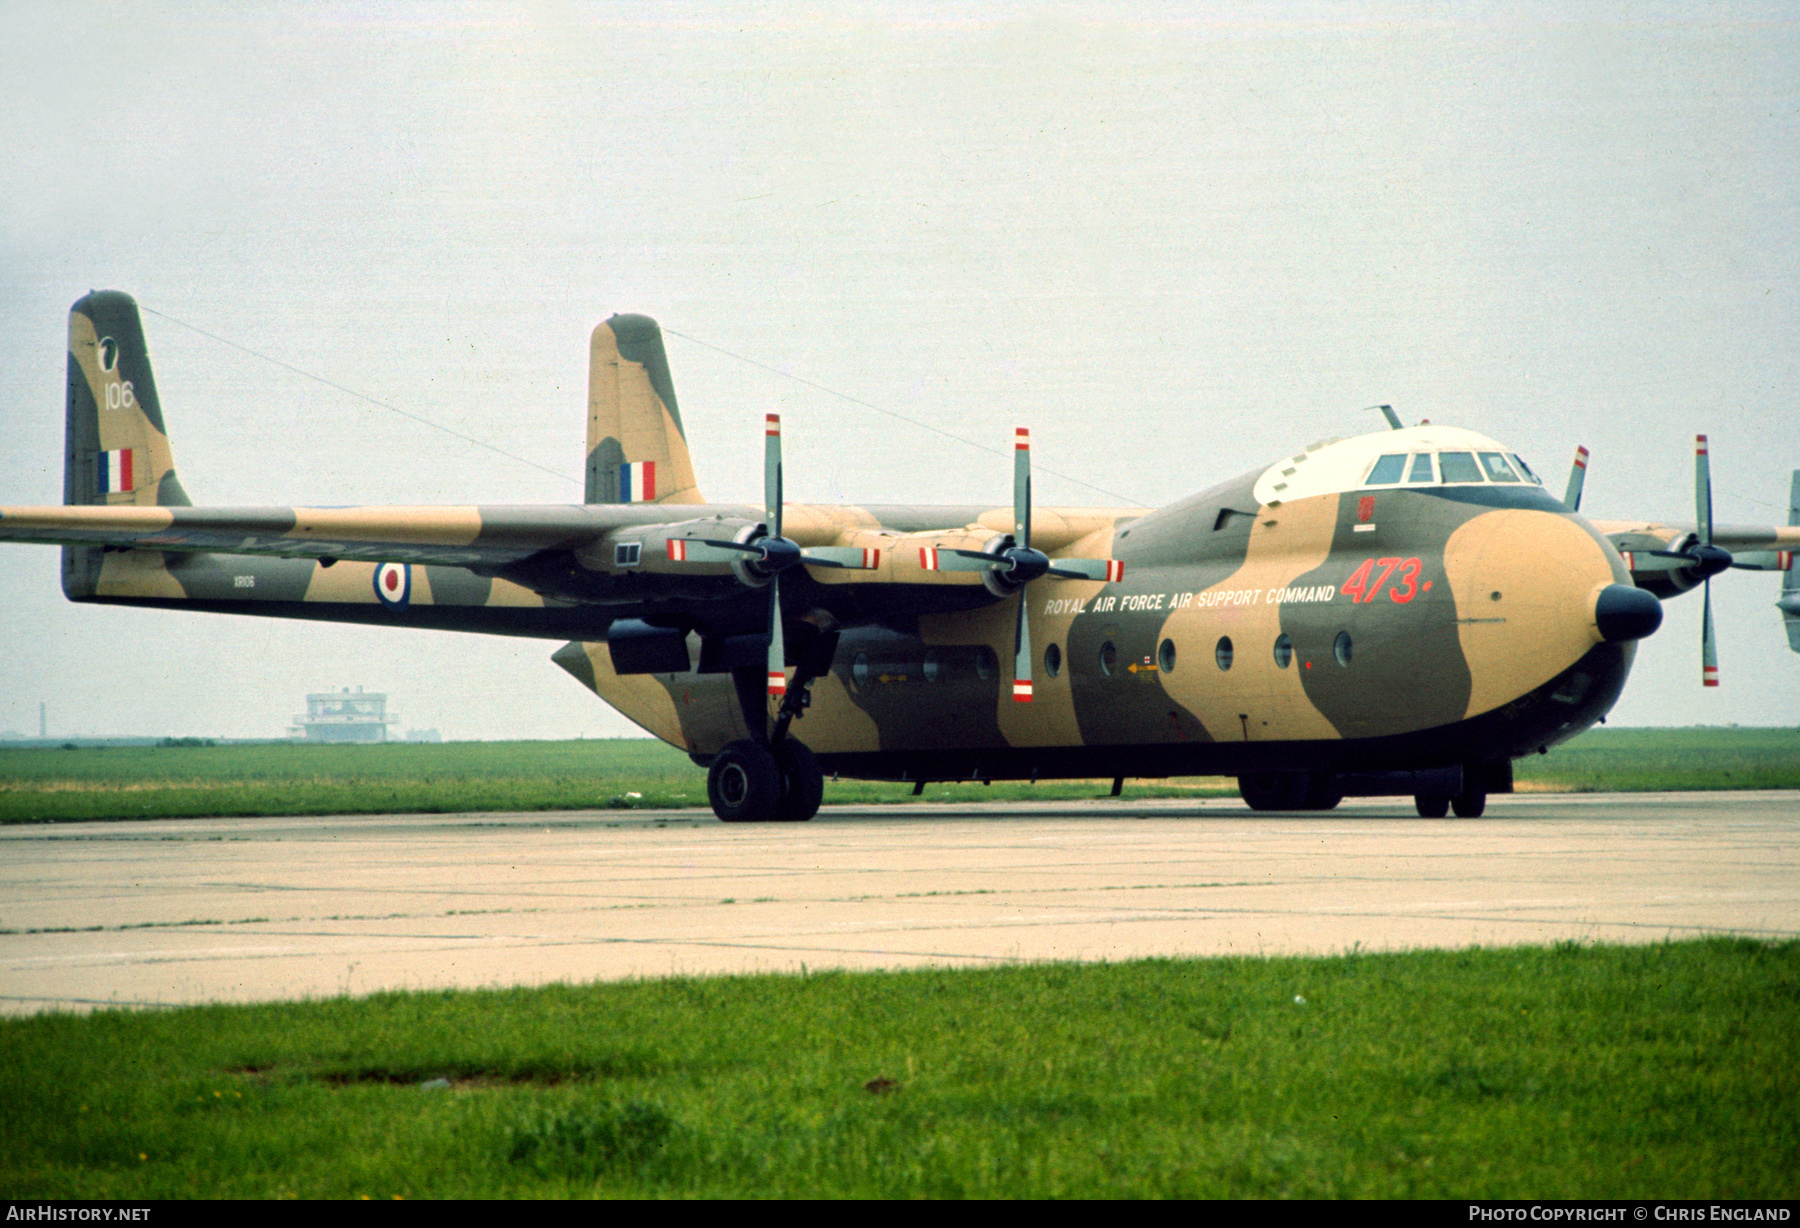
553;444;1641;783
6;291;1793;816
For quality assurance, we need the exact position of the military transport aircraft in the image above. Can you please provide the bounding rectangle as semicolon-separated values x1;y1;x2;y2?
4;292;1798;821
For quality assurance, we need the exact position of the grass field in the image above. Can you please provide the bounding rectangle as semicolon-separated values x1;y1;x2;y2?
0;939;1792;1199
0;727;1795;824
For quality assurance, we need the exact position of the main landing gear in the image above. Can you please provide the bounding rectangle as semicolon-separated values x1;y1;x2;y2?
704;632;834;823
1240;763;1501;817
1414;779;1487;818
707;738;823;823
1413;761;1504;817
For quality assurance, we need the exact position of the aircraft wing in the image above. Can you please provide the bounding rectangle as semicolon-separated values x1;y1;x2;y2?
23;291;1139;691
1589;520;1800;558
0;502;673;569
0;501;1123;566
0;499;1132;630
1591;519;1800;594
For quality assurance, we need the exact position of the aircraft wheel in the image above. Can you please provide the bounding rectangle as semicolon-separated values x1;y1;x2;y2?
1451;784;1487;818
708;740;783;823
1414;793;1451;818
774;738;824;822
1238;772;1307;812
1302;774;1343;811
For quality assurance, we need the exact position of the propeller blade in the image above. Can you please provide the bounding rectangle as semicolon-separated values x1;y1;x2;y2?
800;546;881;570
1563;445;1589;512
766;413;783;541
1693;435;1721;688
1014;427;1031;551
1695;434;1713;546
1046;558;1125;583
767;576;787;697
764;414;788;697
666;537;756;563
1012;591;1033;703
665;536;803;569
922;546;1065;583
1011;426;1037;703
919;547;1004;573
1702;578;1719;687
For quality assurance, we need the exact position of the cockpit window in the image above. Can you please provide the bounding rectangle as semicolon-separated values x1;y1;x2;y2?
1365;454;1406;485
1479;452;1521;482
1510;453;1543;485
1407;453;1435;483
1438;452;1484;483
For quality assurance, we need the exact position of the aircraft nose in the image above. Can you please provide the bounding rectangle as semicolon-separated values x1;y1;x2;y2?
1592;583;1663;643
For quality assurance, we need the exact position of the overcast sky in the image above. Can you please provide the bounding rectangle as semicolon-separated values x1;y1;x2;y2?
1;1;1796;740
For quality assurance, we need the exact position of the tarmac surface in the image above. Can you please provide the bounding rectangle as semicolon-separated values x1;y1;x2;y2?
2;791;1796;1015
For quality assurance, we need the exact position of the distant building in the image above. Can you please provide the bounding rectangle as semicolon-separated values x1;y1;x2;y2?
289;687;398;743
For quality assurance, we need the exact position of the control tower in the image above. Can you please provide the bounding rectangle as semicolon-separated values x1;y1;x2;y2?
289;687;398;743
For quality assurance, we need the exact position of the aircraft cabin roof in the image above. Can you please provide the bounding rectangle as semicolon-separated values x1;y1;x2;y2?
1251;424;1546;507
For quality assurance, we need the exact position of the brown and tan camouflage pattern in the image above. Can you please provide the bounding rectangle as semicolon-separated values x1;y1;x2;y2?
6;291;1793;790
566;471;1643;775
586;314;702;506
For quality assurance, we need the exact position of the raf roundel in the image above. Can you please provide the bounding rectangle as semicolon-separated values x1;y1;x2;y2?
373;562;411;610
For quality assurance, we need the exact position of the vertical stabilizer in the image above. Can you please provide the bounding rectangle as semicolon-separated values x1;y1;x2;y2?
586;314;703;505
63;292;191;597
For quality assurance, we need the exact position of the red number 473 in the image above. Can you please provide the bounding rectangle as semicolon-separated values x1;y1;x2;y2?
1343;556;1425;604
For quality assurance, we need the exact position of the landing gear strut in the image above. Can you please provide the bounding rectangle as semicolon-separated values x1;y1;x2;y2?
705;631;834;823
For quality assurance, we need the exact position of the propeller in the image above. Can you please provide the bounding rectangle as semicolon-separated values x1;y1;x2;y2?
662;413;880;697
1643;435;1731;686
921;427;1124;703
764;414;787;697
1697;435;1720;687
1011;427;1034;702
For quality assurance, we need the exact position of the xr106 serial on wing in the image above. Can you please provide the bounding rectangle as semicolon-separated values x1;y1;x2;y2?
5;292;1798;821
